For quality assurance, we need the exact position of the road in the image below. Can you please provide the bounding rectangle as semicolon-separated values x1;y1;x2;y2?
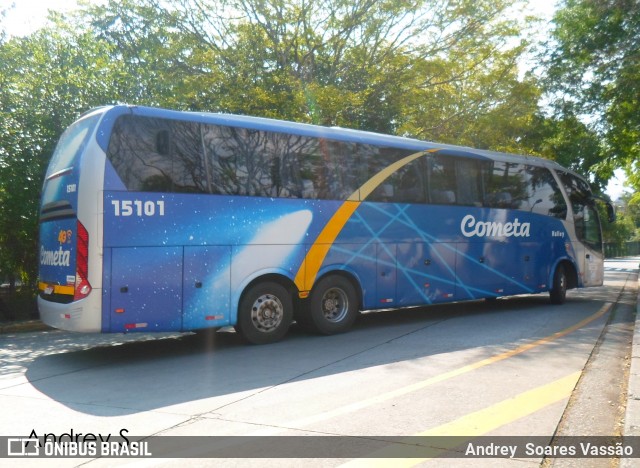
0;259;638;467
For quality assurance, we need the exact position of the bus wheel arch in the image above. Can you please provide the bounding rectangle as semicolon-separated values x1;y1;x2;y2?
300;272;361;335
235;274;295;345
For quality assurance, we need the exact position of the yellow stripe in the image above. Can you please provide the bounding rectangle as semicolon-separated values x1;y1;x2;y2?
294;149;435;291
38;281;74;296
342;372;581;466
294;201;360;291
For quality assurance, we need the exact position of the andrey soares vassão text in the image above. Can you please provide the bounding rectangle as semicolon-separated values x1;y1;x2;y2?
465;441;634;458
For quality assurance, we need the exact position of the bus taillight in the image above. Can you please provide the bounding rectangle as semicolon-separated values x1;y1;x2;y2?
74;220;92;301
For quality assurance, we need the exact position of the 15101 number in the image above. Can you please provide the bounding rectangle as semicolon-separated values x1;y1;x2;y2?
111;200;165;217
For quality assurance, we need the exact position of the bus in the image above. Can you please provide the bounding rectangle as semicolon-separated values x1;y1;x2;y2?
38;105;614;344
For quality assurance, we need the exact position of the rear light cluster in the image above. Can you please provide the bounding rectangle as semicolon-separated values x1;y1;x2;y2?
74;220;92;301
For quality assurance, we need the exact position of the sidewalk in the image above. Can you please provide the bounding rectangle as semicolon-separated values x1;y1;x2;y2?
0;319;50;334
623;257;640;459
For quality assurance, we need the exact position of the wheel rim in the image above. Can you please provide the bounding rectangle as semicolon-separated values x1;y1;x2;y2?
250;293;284;332
321;287;349;323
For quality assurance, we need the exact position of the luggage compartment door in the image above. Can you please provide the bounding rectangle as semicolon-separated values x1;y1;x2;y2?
110;246;183;332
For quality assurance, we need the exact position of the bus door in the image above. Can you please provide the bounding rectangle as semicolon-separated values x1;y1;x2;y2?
183;246;231;329
558;171;605;287
110;247;183;331
573;203;604;287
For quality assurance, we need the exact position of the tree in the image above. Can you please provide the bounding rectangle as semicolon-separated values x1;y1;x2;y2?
519;107;610;193
544;0;640;202
616;193;640;241
78;0;537;136
0;18;118;290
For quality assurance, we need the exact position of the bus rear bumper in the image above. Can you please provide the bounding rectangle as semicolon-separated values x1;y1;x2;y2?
38;291;102;332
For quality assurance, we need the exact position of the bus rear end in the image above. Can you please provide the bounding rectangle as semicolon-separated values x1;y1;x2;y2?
38;110;104;332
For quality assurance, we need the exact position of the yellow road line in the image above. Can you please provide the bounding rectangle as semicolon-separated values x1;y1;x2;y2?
265;303;611;433
341;371;581;466
420;372;580;437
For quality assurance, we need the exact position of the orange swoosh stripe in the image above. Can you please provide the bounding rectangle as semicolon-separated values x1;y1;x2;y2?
294;149;438;292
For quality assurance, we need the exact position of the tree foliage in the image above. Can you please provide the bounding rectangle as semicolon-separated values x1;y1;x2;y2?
78;0;535;138
544;0;640;202
520;108;608;189
0;17;117;287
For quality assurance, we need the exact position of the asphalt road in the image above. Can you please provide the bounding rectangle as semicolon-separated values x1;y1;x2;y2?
0;259;638;467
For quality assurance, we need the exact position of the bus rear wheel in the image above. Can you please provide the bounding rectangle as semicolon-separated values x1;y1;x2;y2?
549;265;567;305
236;281;293;344
305;275;358;335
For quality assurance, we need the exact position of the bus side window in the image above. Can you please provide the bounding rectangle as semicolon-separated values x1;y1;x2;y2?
107;116;211;194
455;158;483;207
525;166;567;218
428;155;456;205
369;157;427;204
167;121;207;193
558;171;592;218
108;116;175;192
484;162;525;209
156;130;170;156
396;160;427;203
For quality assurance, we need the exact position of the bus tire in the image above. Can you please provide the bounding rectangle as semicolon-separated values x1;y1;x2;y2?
306;275;358;335
236;282;293;344
549;265;567;305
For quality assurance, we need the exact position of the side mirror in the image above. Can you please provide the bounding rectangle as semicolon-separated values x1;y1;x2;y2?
606;202;616;223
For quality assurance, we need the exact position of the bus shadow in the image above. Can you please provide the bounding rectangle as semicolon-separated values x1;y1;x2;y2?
23;292;610;416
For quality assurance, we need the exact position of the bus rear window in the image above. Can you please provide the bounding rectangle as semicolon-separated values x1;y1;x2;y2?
45;115;99;177
42;114;99;206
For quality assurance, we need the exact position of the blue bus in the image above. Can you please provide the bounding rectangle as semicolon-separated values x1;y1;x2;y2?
38;105;613;344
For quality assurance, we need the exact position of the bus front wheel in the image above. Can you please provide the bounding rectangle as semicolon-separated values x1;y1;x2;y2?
549;265;567;305
236;282;293;344
305;275;358;335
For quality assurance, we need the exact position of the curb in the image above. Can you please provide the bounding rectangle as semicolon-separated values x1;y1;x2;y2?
622;260;640;468
0;320;52;334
